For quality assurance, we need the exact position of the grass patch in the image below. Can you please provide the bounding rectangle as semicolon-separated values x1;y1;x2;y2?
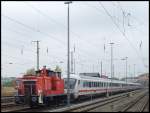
1;87;17;96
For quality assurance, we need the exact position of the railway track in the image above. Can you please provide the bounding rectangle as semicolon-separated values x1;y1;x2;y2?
119;91;149;112
2;89;148;112
87;89;149;112
41;89;146;112
1;97;30;112
1;104;31;112
1;96;14;103
1;102;16;108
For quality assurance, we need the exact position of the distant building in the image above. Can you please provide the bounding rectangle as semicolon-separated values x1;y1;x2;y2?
79;73;100;77
79;73;108;79
121;73;149;87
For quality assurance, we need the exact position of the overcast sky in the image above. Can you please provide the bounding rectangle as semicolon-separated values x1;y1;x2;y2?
2;1;149;78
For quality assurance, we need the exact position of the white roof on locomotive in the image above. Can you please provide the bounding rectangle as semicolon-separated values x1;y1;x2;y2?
62;74;140;85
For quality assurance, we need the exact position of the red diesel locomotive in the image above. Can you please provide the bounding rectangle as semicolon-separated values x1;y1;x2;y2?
15;66;65;106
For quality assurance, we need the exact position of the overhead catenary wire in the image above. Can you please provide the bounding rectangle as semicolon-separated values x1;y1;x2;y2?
86;2;147;74
111;2;148;65
2;14;97;61
3;3;112;63
2;40;35;53
25;3;101;51
2;14;67;47
2;2;148;76
99;2;146;68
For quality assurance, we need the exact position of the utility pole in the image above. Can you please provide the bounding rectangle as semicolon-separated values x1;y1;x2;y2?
110;42;114;96
133;64;135;82
113;64;115;79
121;57;128;84
74;58;75;74
125;57;128;84
93;64;94;72
32;41;40;71
71;51;73;74
64;1;72;106
101;61;102;77
73;44;75;74
129;64;130;81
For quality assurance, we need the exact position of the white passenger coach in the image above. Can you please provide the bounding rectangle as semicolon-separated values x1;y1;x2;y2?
63;74;141;99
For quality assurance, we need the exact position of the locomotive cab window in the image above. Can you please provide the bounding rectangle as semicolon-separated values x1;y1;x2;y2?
64;78;76;89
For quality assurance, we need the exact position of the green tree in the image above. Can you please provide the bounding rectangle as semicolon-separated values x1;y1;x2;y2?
26;68;36;75
54;65;62;72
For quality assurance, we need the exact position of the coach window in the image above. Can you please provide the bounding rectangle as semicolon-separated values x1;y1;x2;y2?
85;81;87;87
89;82;91;88
89;82;91;87
90;82;92;87
84;81;86;87
87;82;89;87
87;81;88;87
83;81;85;87
78;80;80;85
110;83;112;87
106;83;108;87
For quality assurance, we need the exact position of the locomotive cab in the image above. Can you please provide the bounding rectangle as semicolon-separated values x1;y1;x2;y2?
15;66;64;106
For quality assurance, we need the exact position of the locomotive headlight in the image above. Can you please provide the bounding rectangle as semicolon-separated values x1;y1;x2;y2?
32;97;37;102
